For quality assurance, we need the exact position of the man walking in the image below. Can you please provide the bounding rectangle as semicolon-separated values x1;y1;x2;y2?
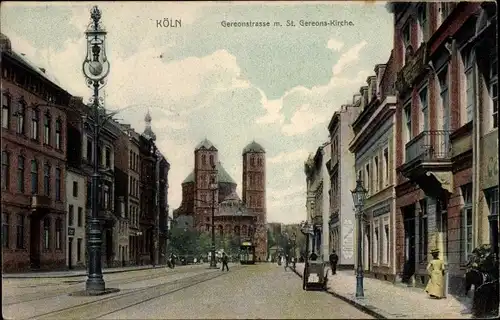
222;252;229;271
329;250;339;275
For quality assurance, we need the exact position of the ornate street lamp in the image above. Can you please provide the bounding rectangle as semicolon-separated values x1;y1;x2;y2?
209;164;218;268
82;5;111;295
351;173;368;298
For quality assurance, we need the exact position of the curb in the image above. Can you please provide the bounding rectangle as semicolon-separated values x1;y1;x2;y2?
3;266;159;279
292;267;388;319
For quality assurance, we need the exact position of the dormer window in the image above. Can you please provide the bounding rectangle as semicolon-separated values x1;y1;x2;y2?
43;112;51;145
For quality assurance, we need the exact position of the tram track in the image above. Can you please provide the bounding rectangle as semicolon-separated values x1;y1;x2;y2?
29;266;242;320
3;266;205;306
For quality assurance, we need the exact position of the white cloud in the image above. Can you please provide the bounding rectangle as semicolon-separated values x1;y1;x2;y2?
332;40;368;76
268;149;310;164
327;38;344;52
281;104;329;136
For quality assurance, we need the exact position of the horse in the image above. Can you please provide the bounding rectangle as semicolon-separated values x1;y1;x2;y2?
465;268;499;317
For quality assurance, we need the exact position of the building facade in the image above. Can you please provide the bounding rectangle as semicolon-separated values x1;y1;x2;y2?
2;33;69;271
304;142;330;259
174;139;268;262
327;104;360;268
158;154;170;265
390;1;497;294
65;169;86;269
348;56;398;281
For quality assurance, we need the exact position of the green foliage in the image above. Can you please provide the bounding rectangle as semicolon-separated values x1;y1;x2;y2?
169;228;242;258
467;244;498;276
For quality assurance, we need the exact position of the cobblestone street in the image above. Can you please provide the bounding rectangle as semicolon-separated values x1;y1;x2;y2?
2;263;372;319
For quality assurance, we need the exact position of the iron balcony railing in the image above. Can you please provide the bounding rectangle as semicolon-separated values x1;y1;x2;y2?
405;130;451;164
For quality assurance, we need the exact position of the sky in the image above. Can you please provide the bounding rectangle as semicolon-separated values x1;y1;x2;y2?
1;1;393;224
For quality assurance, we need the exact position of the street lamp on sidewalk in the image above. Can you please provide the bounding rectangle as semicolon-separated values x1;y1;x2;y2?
81;5;112;295
351;173;368;299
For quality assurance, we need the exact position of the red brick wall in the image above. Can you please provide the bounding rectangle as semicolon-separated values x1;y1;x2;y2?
2;75;68;272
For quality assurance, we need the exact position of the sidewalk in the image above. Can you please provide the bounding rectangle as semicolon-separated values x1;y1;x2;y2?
3;264;160;279
293;263;472;319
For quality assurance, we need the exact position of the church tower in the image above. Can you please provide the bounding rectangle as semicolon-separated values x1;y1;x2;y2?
193;138;218;229
242;141;267;261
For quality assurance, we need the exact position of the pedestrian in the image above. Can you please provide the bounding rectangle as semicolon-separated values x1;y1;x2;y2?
222;252;229;271
329;250;339;275
425;248;445;299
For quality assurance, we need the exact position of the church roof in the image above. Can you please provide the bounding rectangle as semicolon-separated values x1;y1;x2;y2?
242;140;265;155
181;161;236;185
195;138;217;151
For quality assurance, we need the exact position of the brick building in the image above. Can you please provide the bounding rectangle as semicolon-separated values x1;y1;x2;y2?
1;33;70;272
174;139;268;262
389;1;497;294
348;55;398;281
157;153;170;265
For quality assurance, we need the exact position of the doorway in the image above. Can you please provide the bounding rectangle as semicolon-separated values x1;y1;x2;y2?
29;218;41;269
403;205;416;282
68;237;73;269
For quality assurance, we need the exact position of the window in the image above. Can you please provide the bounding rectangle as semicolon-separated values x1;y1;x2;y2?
43;217;50;250
404;102;412;141
68;205;74;226
43;113;51;145
103;185;110;209
202;154;206;165
209;155;214;166
438;68;450;130
31;160;38;194
419;86;429;131
461;184;473;262
485;187;499;245
383;224;389;264
383;148;389;186
490;55;498;129
77;238;82;262
419;199;428;263
55;119;62;150
365;163;371;195
86;138;92;162
417;4;428;43
55;218;62;250
17;156;25;192
78;207;83;227
463;49;475;123
2;213;9;248
129;151;133;169
105;147;111;167
43;163;51;196
73;181;78;197
251;157;255;166
374;156;379;193
55;168;61;201
2;93;10;129
31;108;39;140
373;226;379;264
16;101;26;134
2;151;9;190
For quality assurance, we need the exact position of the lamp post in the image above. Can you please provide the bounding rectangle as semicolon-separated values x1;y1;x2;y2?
82;5;111;295
350;173;368;299
209;164;218;268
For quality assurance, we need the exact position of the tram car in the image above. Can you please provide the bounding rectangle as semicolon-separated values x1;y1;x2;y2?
239;241;256;264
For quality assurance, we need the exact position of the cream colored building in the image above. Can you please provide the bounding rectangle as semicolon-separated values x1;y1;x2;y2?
65;168;86;269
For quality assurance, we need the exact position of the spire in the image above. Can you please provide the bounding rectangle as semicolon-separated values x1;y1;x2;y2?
142;109;156;141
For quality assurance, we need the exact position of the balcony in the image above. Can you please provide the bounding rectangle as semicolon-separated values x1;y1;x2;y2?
30;195;52;211
399;130;453;195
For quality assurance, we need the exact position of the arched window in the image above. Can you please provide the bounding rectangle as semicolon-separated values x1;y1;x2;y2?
201;154;206;165
209;155;214;166
55;118;62;150
250;157;255;166
16;101;26;134
43;112;51;145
